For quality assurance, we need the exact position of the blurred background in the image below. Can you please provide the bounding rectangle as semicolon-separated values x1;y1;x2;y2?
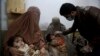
1;0;100;31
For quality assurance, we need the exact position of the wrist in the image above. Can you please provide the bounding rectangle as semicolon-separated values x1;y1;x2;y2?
62;31;67;35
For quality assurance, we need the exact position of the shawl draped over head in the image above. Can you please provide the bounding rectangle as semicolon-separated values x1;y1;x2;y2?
46;17;66;35
4;6;44;56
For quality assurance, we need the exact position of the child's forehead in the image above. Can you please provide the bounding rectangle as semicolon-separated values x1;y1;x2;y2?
50;33;55;35
15;37;22;39
50;34;55;37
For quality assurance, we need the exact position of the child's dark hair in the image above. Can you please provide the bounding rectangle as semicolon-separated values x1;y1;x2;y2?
7;35;23;47
46;34;54;42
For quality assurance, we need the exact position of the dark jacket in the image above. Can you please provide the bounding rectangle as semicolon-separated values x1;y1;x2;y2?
64;6;100;45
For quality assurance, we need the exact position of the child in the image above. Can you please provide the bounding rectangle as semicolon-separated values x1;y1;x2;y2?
7;35;40;56
46;31;68;56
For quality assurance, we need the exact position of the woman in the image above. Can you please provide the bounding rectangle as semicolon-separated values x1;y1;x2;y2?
4;6;46;56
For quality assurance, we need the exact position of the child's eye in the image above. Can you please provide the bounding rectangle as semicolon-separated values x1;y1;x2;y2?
15;40;19;43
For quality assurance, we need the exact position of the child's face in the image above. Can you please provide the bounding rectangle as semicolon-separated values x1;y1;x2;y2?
13;37;25;48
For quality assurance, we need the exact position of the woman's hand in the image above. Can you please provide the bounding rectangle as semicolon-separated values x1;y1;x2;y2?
9;47;24;56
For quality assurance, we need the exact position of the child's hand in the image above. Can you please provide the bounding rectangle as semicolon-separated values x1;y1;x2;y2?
33;50;40;56
40;47;46;56
28;48;34;56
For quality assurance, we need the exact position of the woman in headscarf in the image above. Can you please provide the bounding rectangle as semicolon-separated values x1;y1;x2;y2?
3;6;46;56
